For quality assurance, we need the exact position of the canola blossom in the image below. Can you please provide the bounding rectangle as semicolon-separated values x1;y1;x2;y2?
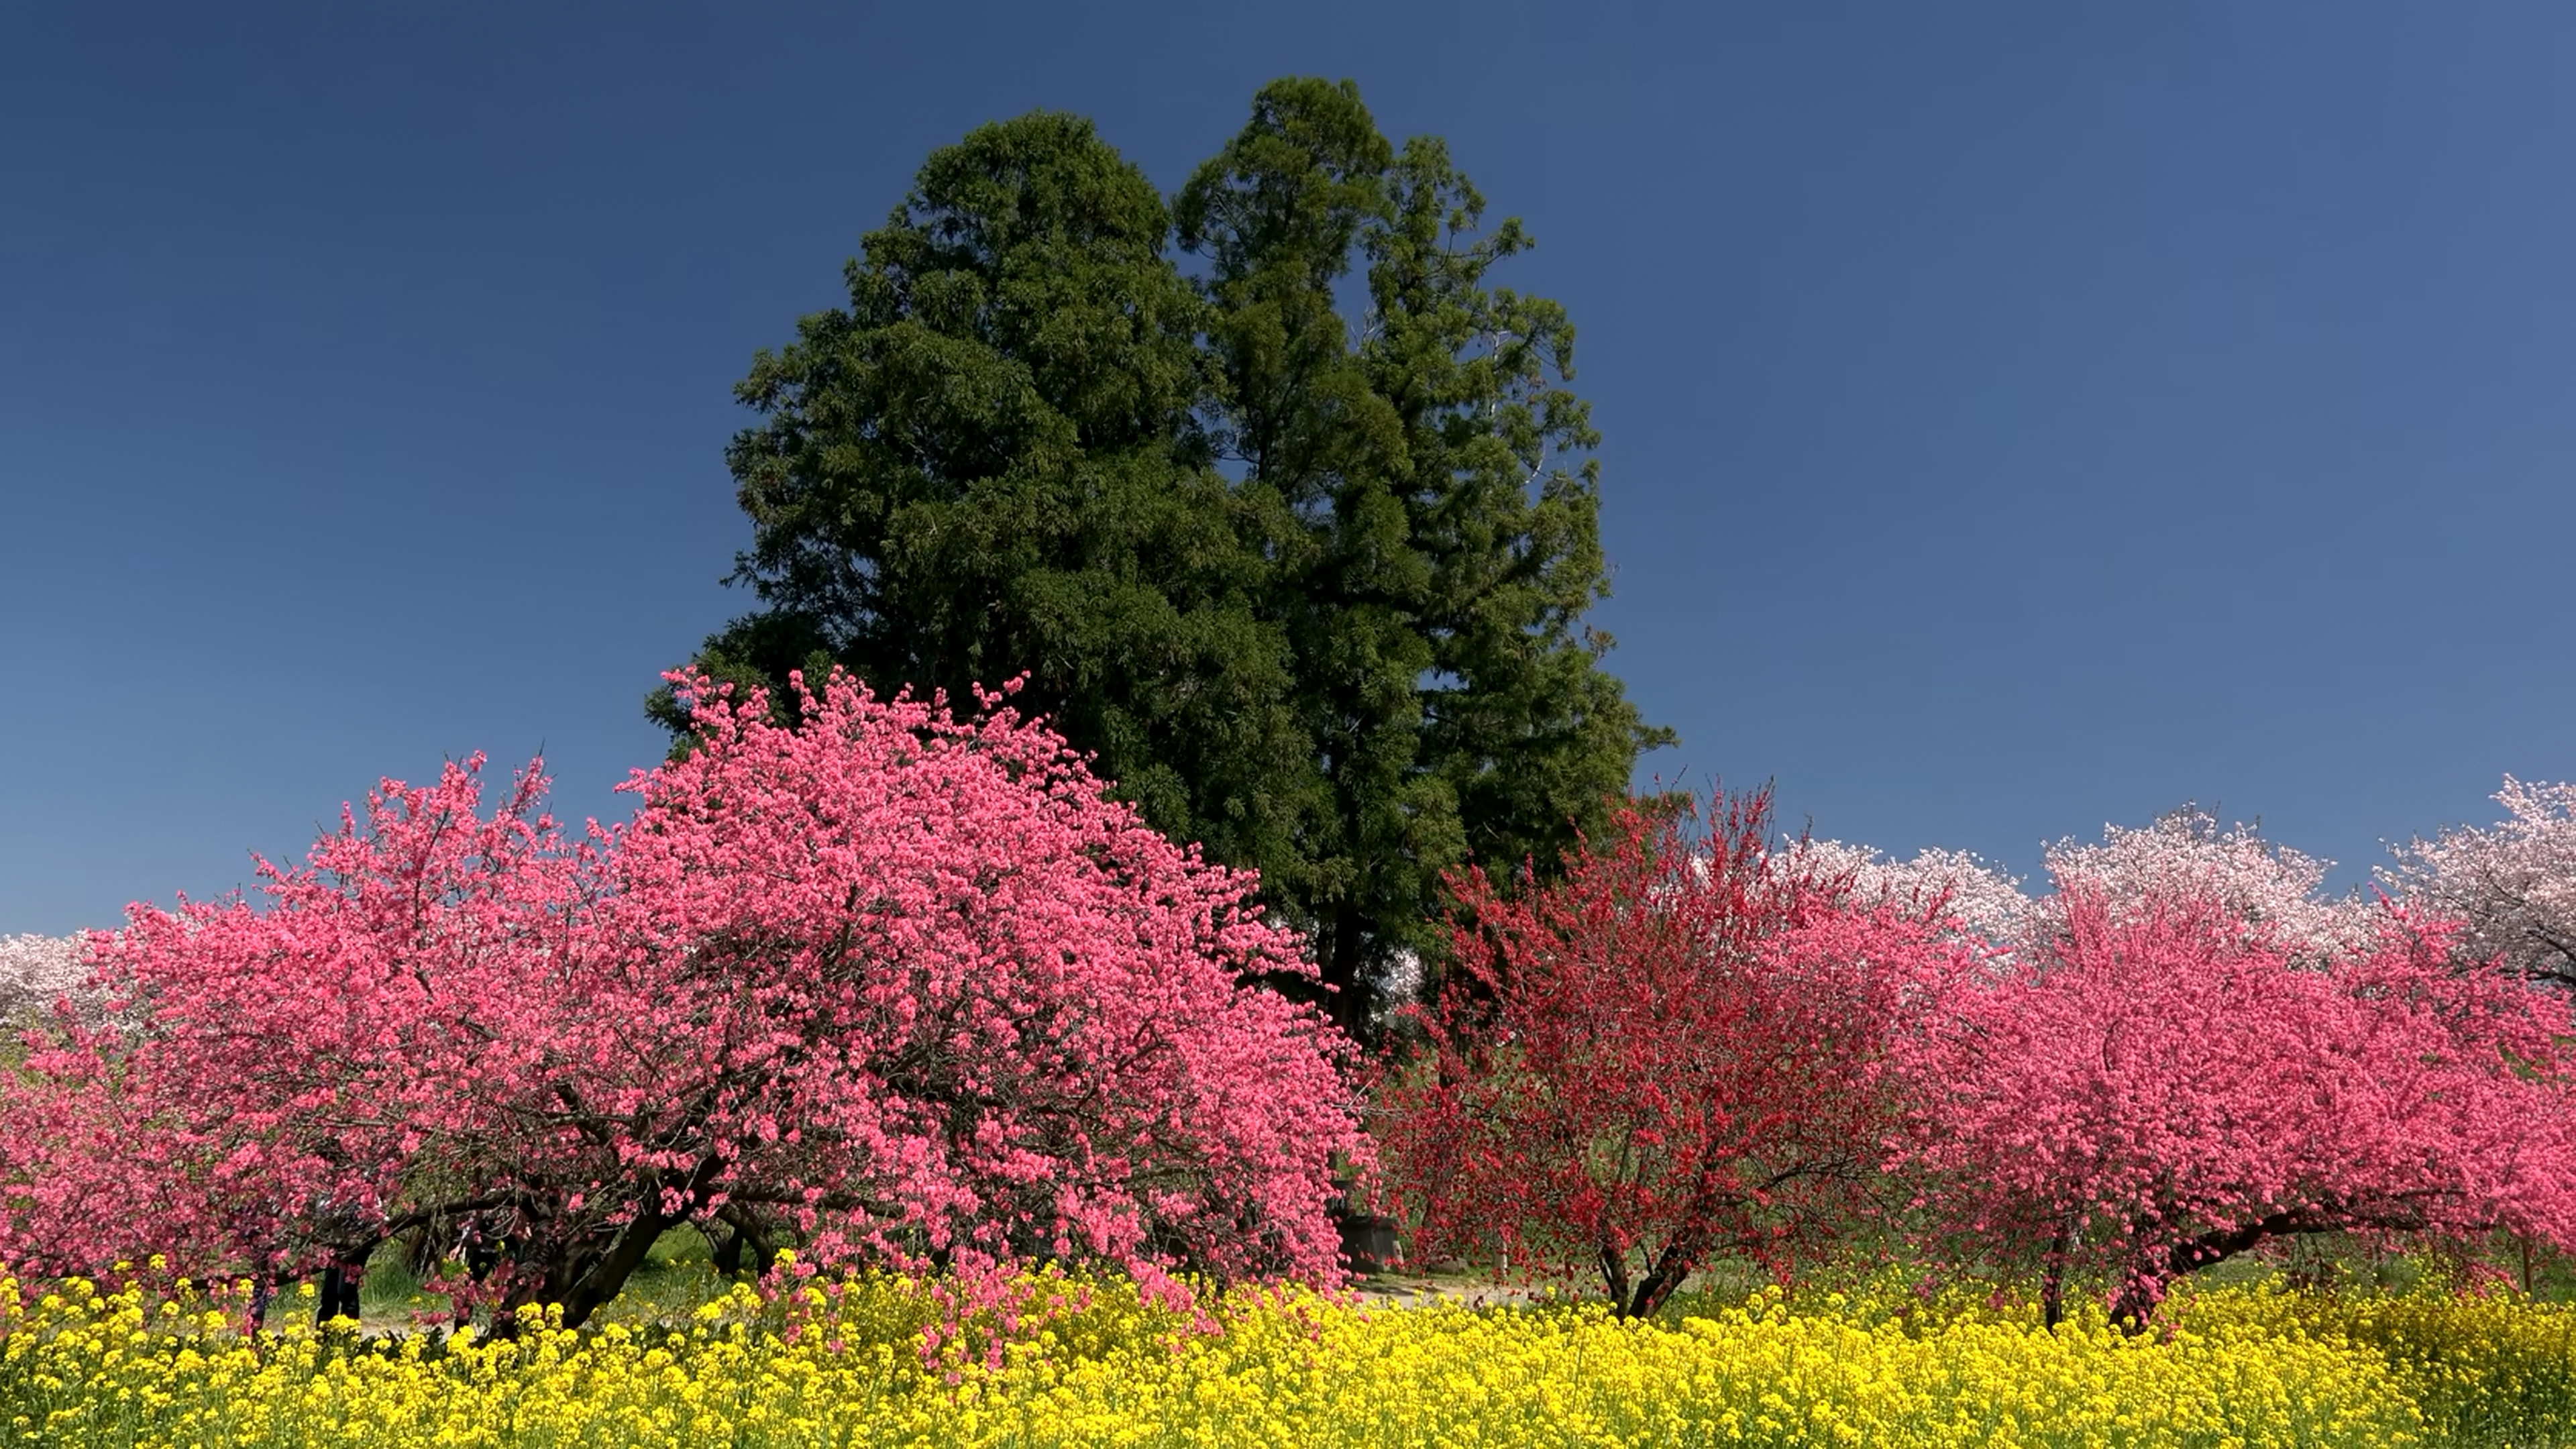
5;1267;2571;1447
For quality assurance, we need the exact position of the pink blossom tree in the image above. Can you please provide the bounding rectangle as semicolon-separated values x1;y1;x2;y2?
2383;775;2576;991
0;670;1360;1326
1891;887;2576;1328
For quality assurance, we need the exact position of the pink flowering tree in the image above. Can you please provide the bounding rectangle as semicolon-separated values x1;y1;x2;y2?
0;669;1360;1326
2383;775;2576;991
1890;887;2576;1328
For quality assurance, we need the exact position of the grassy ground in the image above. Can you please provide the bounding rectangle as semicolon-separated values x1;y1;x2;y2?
324;1226;2576;1336
337;1224;740;1334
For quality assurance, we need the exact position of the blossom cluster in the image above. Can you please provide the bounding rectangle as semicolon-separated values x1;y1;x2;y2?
0;934;86;1027
1811;777;2576;983
2385;775;2576;989
1796;806;2378;962
0;669;1358;1323
1389;790;2576;1327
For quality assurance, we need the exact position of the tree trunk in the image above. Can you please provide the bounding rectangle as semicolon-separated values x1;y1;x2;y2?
492;1213;672;1337
709;1204;780;1279
2112;1215;2303;1332
315;1264;362;1330
1626;1258;1690;1320
315;1241;374;1330
1623;1231;1705;1320
2040;1221;2074;1330
1325;902;1371;1044
556;1213;673;1329
1597;1241;1633;1316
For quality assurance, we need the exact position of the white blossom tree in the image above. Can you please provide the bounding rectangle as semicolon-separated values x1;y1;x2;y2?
0;934;89;1028
1794;808;2374;965
1784;839;2034;950
2383;777;2576;989
2038;809;2377;964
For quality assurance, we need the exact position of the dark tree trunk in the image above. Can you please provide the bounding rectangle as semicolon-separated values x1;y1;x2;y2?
1598;1241;1633;1315
1626;1259;1688;1320
490;1212;673;1337
2040;1221;2074;1330
1623;1229;1706;1320
727;1210;777;1279
315;1263;363;1330
2110;1215;2306;1332
315;1240;374;1330
555;1213;673;1329
1324;902;1371;1044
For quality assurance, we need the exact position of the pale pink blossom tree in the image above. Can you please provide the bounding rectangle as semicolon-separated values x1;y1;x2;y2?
1784;840;2033;949
2383;776;2576;991
1801;808;2374;965
2037;808;2377;964
1891;888;2576;1328
0;670;1360;1326
0;934;87;1028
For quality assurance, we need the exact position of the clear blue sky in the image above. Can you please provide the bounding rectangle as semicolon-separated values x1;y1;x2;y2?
5;2;2571;933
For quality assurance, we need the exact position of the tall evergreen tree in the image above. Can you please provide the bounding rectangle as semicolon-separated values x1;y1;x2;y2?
658;112;1311;877
1179;78;1670;1036
665;83;1666;1040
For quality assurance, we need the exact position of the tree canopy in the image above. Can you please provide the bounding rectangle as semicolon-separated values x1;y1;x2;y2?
663;80;1668;1038
3;671;1356;1328
1379;792;1923;1320
1890;886;2576;1329
2384;775;2576;991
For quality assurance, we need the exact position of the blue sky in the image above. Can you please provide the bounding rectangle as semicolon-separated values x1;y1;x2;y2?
5;2;2571;933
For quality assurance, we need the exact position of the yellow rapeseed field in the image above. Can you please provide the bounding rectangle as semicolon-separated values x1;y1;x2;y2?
3;1260;2571;1447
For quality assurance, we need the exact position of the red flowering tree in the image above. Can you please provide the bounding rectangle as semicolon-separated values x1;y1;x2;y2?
1377;792;1941;1318
0;670;1360;1325
1892;888;2576;1328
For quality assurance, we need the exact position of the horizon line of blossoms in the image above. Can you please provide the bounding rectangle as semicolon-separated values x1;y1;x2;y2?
7;730;2574;1336
1792;777;2576;984
1790;807;2372;959
1384;785;2576;1331
14;777;2575;1004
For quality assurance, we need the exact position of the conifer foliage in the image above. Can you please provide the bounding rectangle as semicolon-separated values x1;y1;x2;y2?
671;80;1667;1040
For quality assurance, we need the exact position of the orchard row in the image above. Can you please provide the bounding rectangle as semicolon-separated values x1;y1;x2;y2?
2;669;2573;1329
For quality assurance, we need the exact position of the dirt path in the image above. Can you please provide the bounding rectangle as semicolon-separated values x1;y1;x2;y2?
1346;1272;1573;1310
